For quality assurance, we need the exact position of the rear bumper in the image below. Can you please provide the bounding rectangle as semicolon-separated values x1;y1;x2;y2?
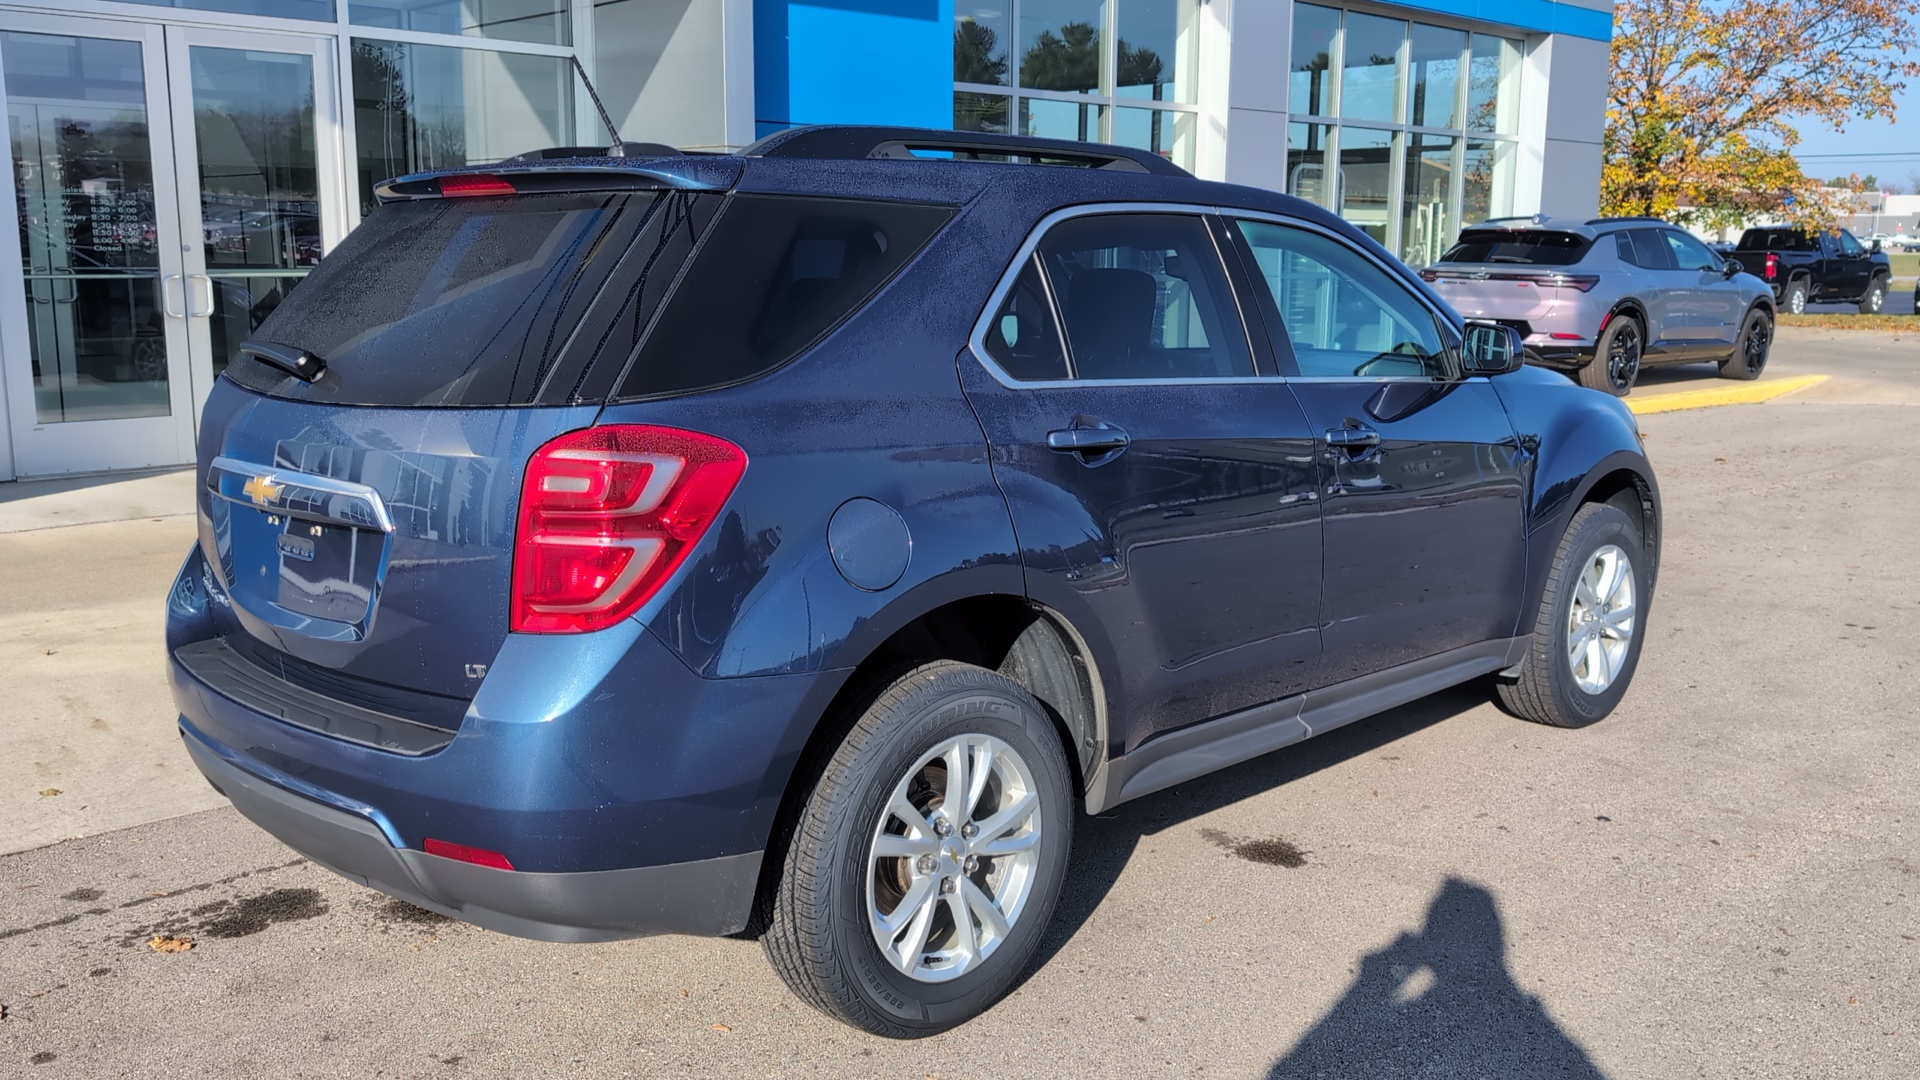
182;724;760;941
1522;343;1595;371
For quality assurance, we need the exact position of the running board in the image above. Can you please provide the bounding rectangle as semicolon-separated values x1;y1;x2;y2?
1087;637;1530;813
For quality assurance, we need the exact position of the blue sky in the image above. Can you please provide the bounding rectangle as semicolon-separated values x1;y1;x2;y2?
1787;48;1920;190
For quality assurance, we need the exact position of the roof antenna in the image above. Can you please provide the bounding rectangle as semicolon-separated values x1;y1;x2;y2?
570;56;626;158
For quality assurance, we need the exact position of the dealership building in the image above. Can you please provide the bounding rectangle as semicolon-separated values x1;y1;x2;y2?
0;0;1612;479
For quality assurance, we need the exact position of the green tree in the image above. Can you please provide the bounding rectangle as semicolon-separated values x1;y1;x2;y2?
1021;21;1100;93
954;20;1008;86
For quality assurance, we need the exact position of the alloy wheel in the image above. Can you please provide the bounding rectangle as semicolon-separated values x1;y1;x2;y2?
1608;323;1642;392
1566;544;1636;695
866;734;1042;983
1742;316;1771;375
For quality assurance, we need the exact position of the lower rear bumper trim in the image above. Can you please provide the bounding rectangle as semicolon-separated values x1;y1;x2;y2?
181;724;762;941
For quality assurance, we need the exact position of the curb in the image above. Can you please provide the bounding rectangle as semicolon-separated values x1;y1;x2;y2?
1627;375;1827;416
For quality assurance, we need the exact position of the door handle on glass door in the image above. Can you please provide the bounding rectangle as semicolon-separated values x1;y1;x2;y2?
188;274;214;318
163;274;186;318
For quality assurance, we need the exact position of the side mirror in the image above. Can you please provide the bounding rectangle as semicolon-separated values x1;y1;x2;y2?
1462;320;1525;376
1722;257;1740;279
1870;238;1883;253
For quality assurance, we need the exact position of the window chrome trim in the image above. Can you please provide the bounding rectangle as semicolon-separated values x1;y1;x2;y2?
967;201;1276;390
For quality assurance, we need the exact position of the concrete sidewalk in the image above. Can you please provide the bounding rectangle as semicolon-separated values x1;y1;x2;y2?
1;468;219;855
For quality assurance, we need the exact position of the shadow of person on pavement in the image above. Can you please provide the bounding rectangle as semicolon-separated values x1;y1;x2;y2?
1269;877;1606;1079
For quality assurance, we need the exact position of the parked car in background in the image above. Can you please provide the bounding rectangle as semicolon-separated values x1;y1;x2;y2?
1421;215;1776;396
1729;227;1893;314
165;125;1664;1036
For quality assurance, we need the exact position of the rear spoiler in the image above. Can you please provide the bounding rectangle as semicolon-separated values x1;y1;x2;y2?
373;158;742;203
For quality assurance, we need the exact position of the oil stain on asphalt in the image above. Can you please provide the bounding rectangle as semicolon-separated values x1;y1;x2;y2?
1199;827;1309;868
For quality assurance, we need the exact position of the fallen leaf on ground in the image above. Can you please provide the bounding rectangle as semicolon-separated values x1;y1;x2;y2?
1850;996;1861;1006
711;1023;732;1033
149;891;168;898
39;789;60;797
149;935;193;953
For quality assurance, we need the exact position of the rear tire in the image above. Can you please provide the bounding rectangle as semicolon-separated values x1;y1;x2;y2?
1496;503;1651;728
763;661;1074;1037
1859;276;1888;315
1782;279;1809;315
1578;316;1641;396
1718;308;1771;380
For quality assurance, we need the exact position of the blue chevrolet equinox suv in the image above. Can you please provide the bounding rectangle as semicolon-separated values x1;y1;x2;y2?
167;126;1661;1036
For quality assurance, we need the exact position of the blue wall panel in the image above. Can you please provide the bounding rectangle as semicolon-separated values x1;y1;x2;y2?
755;0;956;137
1383;0;1614;41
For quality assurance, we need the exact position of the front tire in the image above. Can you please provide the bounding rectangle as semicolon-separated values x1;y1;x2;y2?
1782;279;1809;315
1579;316;1642;396
1860;276;1888;315
1718;308;1771;380
1496;503;1651;728
763;661;1074;1037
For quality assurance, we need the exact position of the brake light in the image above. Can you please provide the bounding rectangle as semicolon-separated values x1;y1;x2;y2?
424;838;515;871
1418;270;1439;282
1544;274;1601;293
440;173;516;198
511;425;747;634
1764;252;1779;280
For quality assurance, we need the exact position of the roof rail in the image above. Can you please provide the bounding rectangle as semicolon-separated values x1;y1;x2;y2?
742;125;1190;177
1584;215;1669;226
507;141;685;162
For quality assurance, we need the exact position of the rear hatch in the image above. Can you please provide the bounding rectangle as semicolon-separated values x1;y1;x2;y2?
196;176;722;720
1419;227;1598;334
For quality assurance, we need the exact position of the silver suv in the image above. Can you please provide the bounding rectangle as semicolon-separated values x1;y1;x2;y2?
1420;216;1777;396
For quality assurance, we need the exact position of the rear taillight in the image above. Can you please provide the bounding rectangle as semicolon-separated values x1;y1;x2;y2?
1544;274;1601;293
424;838;515;870
1764;252;1779;280
511;425;748;634
440;172;516;198
1418;270;1439;282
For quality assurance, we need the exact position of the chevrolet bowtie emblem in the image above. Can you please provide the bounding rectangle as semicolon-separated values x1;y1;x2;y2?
243;474;285;506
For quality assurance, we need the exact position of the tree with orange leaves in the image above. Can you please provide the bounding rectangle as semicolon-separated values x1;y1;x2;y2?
1603;0;1920;229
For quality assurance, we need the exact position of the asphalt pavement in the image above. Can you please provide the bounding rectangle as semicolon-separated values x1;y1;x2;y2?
2;332;1916;1078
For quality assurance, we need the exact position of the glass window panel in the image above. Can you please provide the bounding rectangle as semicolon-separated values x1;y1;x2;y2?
1111;105;1194;170
188;47;323;377
1116;0;1199;105
1407;24;1465;129
1038;213;1253;379
596;0;727;151
955;91;1012;134
1340;13;1404;124
1020;0;1106;94
1467;35;1522;135
1020;96;1105;142
1461;138;1515;224
1290;4;1339;117
351;40;573;215
1400;133;1455;268
955;2;1013;86
1287;121;1334;209
1337;126;1394;245
4;31;171;424
349;0;570;46
79;0;332;21
1235;219;1447;379
985;256;1069;380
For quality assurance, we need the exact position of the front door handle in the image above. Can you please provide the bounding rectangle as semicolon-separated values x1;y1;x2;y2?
1325;424;1381;451
1047;420;1131;465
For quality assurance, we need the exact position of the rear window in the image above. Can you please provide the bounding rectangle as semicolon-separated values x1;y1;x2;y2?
615;195;954;399
1737;229;1815;252
227;193;663;406
1439;230;1593;266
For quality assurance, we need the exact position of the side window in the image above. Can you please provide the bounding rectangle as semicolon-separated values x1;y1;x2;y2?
1837;230;1866;256
1627;228;1677;271
1614;232;1639;267
1663;230;1719;272
1033;214;1253;381
983;256;1070;381
1234;219;1449;379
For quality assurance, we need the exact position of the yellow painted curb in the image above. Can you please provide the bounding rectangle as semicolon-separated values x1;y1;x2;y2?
1628;375;1827;415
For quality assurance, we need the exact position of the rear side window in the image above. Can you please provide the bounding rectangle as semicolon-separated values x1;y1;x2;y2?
1439;230;1593;266
229;193;659;406
616;195;954;398
1617;228;1678;270
1033;213;1252;381
983;256;1070;381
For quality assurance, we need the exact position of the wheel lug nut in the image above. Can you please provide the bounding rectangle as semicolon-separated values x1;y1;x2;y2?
933;818;953;837
916;855;937;874
964;855;980;874
939;877;956;895
960;822;978;840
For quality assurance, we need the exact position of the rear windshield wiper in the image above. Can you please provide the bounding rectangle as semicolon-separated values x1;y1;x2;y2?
238;341;326;382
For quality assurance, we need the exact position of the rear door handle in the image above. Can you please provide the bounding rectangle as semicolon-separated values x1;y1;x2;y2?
1325;424;1381;451
1047;421;1131;465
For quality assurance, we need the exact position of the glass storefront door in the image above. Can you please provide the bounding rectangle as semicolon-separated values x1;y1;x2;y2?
0;13;344;476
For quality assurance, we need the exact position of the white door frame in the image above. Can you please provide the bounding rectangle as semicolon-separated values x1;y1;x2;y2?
0;12;196;477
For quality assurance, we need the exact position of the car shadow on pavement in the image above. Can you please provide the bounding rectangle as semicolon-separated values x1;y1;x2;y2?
1266;876;1607;1079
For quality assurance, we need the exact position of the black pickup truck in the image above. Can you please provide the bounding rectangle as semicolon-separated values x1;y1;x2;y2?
1731;227;1893;314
